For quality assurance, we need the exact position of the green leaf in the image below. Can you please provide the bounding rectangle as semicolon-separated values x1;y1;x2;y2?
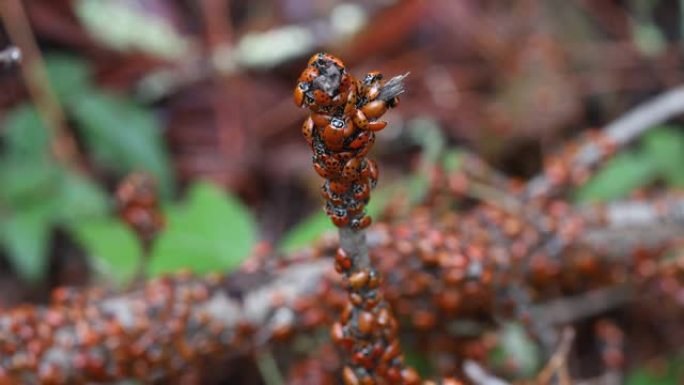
632;23;666;57
56;170;111;223
0;206;53;282
489;322;541;379
43;54;93;103
2;104;51;160
641;126;684;187
575;151;658;203
279;210;334;253
626;356;684;385
442;149;464;172
403;346;434;378
148;182;256;277
69;92;174;197
70;218;142;287
408;117;445;166
0;158;62;209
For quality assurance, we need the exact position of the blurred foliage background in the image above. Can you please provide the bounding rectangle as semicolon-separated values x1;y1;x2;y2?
1;0;684;383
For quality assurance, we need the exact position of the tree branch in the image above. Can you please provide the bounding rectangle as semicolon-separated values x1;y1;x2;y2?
525;85;684;199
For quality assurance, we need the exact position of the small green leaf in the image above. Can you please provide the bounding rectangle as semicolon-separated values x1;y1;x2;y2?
443;149;464;172
641;126;684;187
575;151;657;203
408;117;445;166
2;104;51;160
0;206;53;282
489;322;541;379
70;92;174;197
69;218;142;287
148;182;257;276
56;170;111;223
403;347;434;378
279;210;334;253
632;23;666;57
0;159;62;209
43;54;93;103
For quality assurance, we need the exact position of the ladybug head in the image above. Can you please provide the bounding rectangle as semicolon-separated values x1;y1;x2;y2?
363;71;383;85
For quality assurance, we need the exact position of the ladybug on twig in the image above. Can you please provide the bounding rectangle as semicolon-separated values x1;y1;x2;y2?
294;53;407;230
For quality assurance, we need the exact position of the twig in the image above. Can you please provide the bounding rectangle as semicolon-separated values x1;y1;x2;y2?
0;261;329;383
255;349;285;385
0;0;81;168
525;84;684;199
579;197;684;255
531;285;633;326
508;283;558;359
535;328;576;385
463;360;510;385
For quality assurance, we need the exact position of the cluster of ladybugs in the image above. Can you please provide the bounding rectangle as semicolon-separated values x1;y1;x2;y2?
331;248;465;385
331;249;422;385
294;53;401;230
0;272;284;384
115;172;164;248
528;129;617;200
296;53;464;385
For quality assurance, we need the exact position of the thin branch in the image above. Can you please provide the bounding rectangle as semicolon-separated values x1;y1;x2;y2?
0;0;81;168
463;360;510;385
535;328;576;385
579;197;684;254
0;261;329;383
531;285;633;326
525;85;684;199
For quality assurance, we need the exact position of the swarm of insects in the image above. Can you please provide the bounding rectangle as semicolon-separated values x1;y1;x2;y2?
294;53;405;230
295;53;464;385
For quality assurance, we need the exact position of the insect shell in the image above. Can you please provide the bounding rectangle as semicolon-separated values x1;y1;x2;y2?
294;53;354;112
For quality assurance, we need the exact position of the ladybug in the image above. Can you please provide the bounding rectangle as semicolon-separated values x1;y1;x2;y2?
352;182;370;201
341;158;362;182
348;131;374;151
293;81;310;108
301;117;314;147
326;204;350;227
322;117;355;151
361;71;383;101
351;215;372;230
